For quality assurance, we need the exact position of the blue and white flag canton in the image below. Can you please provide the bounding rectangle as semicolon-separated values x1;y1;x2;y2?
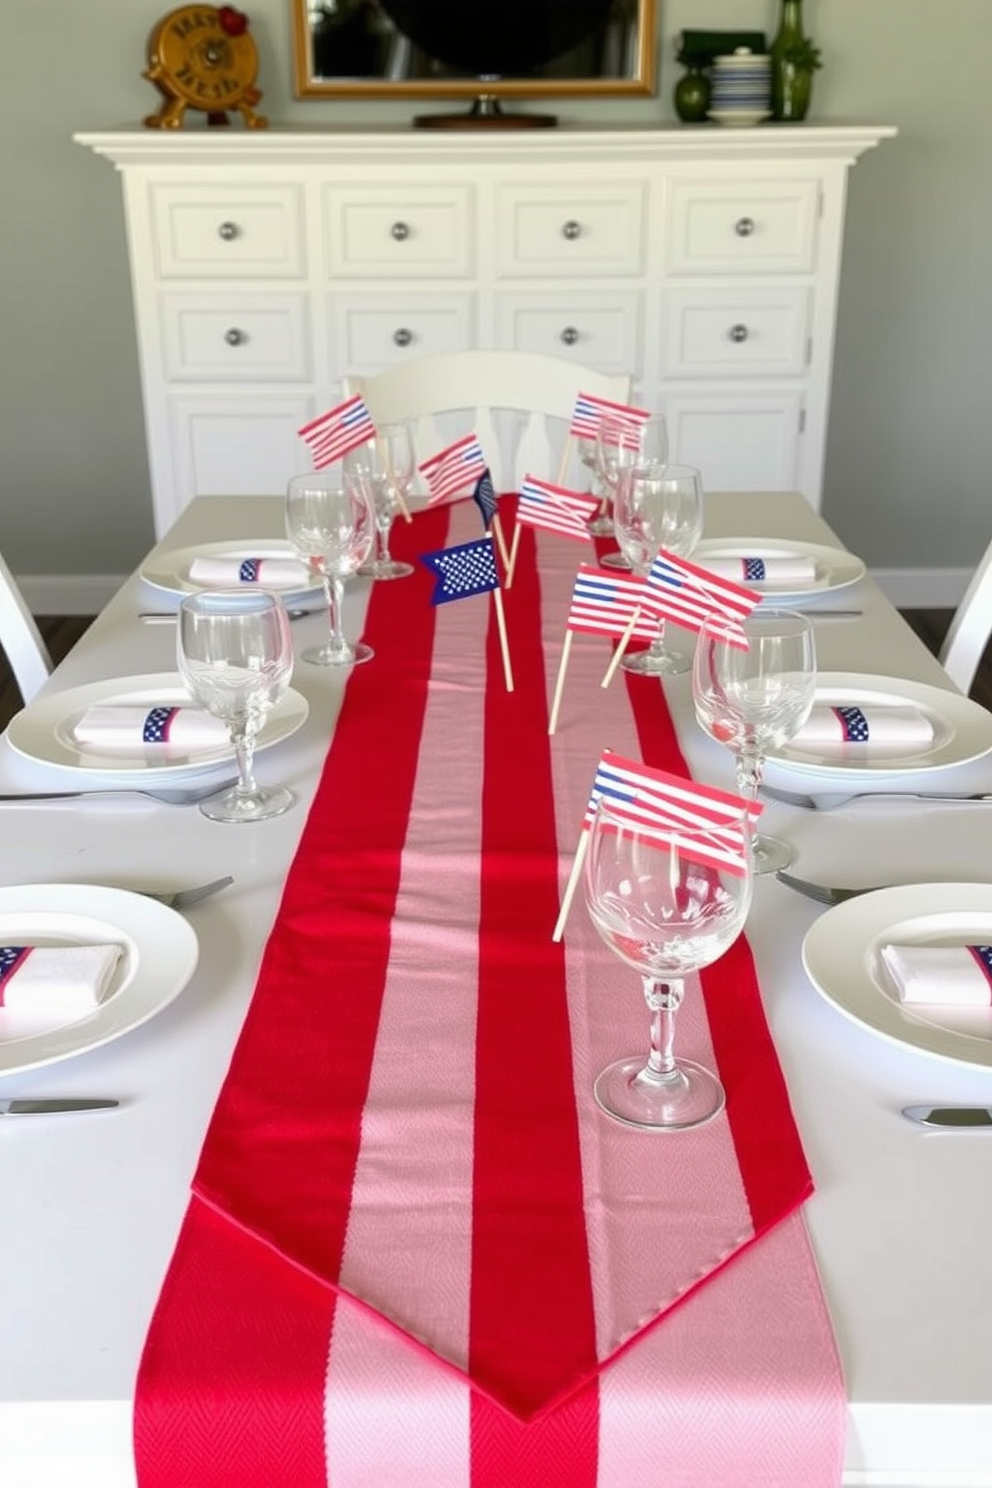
0;946;30;987
472;469;499;529
142;707;180;743
239;559;262;582
419;537;501;606
833;706;870;742
743;558;767;582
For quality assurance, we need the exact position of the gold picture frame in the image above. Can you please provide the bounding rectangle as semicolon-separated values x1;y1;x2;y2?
291;0;657;101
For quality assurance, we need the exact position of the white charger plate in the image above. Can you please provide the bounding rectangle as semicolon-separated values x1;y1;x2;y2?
802;884;992;1069
693;537;866;606
0;884;199;1075
5;672;309;782
763;674;992;790
141;540;322;604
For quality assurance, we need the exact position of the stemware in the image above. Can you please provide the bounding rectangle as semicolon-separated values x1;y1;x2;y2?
343;424;416;580
692;607;817;873
596;415;670;567
285;472;375;666
577;433;613;536
612;461;704;676
176;589;294;823
583;798;753;1131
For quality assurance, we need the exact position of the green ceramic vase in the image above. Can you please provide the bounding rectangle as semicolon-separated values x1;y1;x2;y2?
674;67;711;124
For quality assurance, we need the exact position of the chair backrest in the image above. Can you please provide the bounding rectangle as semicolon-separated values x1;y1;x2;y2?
0;547;52;706
345;350;632;494
939;537;992;695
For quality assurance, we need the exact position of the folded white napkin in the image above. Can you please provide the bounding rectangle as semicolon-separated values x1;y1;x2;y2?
700;555;818;585
793;704;934;749
187;555;312;589
881;944;992;1006
0;944;121;1018
72;705;229;751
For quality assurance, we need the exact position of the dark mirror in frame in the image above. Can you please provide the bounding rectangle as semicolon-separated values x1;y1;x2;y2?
291;0;657;102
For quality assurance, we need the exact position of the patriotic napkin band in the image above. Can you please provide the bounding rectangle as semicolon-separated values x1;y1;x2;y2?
698;555;818;586
0;944;121;1017
297;395;377;469
517;476;599;541
584;750;762;877
881;944;992;1006
187;556;312;590
793;705;934;749
73;706;230;751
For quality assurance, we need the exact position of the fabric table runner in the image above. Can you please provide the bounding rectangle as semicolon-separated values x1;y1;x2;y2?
135;501;845;1486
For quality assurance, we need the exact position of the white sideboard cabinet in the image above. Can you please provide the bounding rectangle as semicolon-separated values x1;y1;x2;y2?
76;126;894;535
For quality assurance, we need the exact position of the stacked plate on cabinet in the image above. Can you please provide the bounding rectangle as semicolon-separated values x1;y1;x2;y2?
708;48;772;126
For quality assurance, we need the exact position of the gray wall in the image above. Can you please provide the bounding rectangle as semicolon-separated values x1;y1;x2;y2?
1;0;989;588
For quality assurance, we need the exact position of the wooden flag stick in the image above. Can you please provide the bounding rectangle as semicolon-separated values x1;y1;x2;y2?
547;628;574;735
373;433;412;522
504;521;522;589
492;587;514;693
600;606;642;688
491;512;510;570
557;433;574;487
552;827;590;942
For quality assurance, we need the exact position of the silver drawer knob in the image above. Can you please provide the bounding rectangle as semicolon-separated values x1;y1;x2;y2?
560;326;579;346
392;327;413;347
728;323;749;343
390;221;410;241
217;221;240;242
224;328;247;347
561;220;582;241
734;216;755;238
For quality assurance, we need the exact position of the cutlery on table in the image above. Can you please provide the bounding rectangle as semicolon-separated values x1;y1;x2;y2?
902;1105;992;1129
0;1098;119;1116
775;869;905;905
141;607;320;623
141;874;233;910
0;780;240;807
762;785;992;810
806;609;864;620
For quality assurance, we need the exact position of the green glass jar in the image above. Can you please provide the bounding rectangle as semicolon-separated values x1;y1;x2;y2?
674;66;711;124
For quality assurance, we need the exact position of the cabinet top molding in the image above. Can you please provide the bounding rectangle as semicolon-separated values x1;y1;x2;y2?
75;124;896;171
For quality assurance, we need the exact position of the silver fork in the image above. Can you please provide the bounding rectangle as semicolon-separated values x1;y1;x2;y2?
141;875;234;910
0;780;239;807
776;869;893;906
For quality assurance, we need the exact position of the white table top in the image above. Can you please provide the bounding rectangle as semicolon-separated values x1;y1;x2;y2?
2;493;991;1488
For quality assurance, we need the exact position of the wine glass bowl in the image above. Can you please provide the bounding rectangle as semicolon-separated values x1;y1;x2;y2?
584;798;753;1130
612;461;704;676
344;424;416;580
692;608;817;873
176;589;295;823
285;472;376;666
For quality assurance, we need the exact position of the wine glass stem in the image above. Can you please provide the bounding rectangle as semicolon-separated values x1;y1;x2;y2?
648;618;669;662
735;749;764;807
376;514;392;565
231;723;258;798
643;977;684;1079
324;572;347;658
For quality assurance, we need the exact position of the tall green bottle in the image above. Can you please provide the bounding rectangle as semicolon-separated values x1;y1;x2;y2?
770;0;806;120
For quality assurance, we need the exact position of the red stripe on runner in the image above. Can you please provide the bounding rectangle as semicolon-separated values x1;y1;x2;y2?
470;522;600;1460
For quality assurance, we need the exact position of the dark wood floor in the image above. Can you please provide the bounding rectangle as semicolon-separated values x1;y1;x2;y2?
0;610;987;733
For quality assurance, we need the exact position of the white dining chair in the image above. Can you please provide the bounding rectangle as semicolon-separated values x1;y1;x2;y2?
939;537;992;695
0;546;52;706
344;350;632;494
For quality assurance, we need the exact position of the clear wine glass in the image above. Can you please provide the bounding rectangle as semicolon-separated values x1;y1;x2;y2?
692;607;817;874
344;424;416;580
612;460;704;676
176;589;294;823
577;434;613;536
583;797;753;1131
596;415;669;567
285;471;375;667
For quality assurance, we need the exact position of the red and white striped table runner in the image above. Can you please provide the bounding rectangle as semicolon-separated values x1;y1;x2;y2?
135;500;845;1487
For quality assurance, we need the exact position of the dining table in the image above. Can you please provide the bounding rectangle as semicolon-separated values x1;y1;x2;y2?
2;488;992;1488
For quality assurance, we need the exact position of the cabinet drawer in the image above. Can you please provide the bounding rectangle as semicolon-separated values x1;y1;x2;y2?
168;394;314;506
496;292;640;373
324;186;475;278
161;295;311;381
666;180;819;275
664;389;803;491
495;183;646;277
150;185;305;279
663;290;810;378
331;294;475;371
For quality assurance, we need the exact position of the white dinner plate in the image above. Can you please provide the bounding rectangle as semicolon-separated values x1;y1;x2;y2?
693;537;866;606
5;672;309;782
802;883;992;1069
141;540;323;604
763;673;992;789
0;883;199;1076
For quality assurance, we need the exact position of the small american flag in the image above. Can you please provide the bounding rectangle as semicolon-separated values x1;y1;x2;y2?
419;434;488;506
419;536;500;606
648;549;760;645
583;750;761;876
298;395;377;470
569;392;651;444
517;477;599;543
566;564;662;641
472;469;499;529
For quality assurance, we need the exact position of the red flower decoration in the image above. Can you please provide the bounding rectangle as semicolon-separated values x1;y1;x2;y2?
217;6;249;36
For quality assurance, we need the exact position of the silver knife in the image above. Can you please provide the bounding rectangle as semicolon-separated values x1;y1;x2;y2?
902;1105;992;1128
0;1098;119;1115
